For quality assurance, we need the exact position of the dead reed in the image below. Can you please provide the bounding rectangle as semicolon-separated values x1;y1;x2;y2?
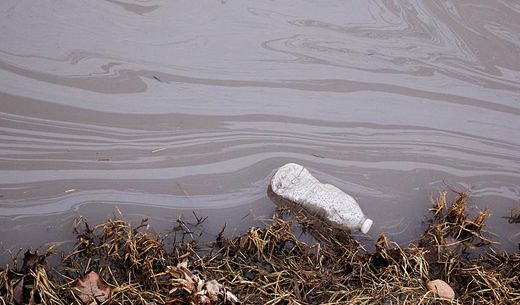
1;191;519;304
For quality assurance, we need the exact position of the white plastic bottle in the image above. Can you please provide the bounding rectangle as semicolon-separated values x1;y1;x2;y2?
270;163;373;234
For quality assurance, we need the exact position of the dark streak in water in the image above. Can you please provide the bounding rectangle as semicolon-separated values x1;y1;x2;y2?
1;0;520;259
106;0;159;15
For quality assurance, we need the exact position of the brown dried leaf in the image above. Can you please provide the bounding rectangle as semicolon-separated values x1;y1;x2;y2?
205;280;222;302
21;249;40;273
75;271;111;305
13;277;24;305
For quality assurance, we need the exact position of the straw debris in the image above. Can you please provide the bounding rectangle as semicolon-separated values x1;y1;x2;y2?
505;206;520;223
1;190;519;304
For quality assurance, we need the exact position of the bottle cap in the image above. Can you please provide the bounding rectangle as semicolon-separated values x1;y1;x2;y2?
361;218;373;234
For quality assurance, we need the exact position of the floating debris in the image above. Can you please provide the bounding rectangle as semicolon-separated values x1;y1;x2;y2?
270;163;373;233
160;253;239;304
505;206;520;223
151;147;166;153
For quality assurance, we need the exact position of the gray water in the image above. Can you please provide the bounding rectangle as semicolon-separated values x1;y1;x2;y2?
1;0;520;262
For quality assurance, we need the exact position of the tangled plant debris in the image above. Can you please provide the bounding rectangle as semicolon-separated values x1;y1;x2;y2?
505;206;520;224
1;190;519;304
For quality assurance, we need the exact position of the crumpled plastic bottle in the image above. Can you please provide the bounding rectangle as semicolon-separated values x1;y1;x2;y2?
270;163;373;234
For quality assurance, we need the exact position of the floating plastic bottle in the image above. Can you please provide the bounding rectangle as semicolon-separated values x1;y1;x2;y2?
270;163;373;234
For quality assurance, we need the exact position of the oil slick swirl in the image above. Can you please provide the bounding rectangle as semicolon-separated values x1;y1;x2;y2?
1;0;519;257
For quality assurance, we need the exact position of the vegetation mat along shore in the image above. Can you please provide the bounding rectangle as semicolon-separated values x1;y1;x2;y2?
1;190;519;304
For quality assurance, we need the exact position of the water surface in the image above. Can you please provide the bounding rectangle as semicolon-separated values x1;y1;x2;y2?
1;0;520;261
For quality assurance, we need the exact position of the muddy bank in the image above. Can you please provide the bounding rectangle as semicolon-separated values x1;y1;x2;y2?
1;191;519;304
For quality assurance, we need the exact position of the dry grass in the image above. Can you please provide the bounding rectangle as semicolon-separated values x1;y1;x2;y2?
505;206;520;224
1;191;519;304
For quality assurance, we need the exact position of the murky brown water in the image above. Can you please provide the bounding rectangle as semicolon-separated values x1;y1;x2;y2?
1;0;520;261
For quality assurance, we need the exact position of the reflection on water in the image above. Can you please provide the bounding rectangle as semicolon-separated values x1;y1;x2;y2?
1;0;519;260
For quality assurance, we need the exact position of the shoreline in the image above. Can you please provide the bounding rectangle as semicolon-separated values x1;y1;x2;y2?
1;191;519;304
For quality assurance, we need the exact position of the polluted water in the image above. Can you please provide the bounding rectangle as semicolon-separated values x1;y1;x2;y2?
1;0;520;263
